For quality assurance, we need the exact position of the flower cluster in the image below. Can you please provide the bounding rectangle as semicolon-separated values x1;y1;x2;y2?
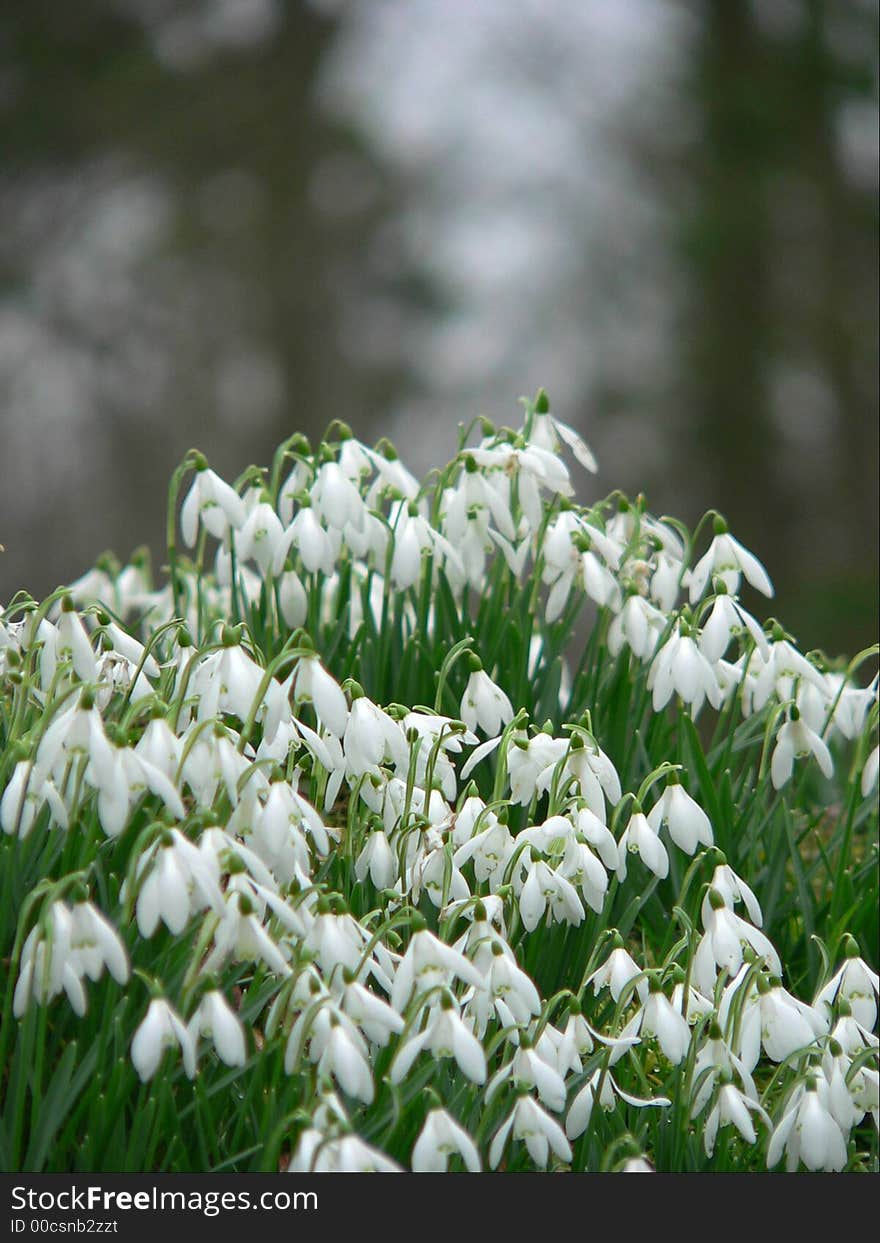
0;391;876;1173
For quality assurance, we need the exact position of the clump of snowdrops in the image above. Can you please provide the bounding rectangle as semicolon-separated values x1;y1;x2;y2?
1;391;877;1174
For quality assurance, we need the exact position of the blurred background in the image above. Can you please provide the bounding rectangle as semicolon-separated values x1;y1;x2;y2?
0;0;877;657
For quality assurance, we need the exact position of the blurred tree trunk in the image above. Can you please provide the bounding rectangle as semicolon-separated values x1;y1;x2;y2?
681;0;878;655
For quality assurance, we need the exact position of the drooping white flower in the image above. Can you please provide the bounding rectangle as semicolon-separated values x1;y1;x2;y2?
617;810;669;882
180;464;246;547
412;1109;481;1173
814;943;880;1030
131;998;197;1082
14;902;80;1017
647;782;713;855
771;712;834;789
293;655;349;738
700;889;780;979
1;761;68;840
390;925;484;1013
704;1083;771;1156
188;990;247;1067
355;827;398;890
69;900;130;988
767;1077;848;1172
566;1069;670;1140
489;1092;573;1169
391;996;487;1086
317;1019;375;1104
607;594;668;661
586;945;648;1005
687;527;773;603
649;626;722;714
528;399;598;474
289;1129;401;1174
460;664;514;737
519;859;585;932
639;984;692;1065
287;503;338;576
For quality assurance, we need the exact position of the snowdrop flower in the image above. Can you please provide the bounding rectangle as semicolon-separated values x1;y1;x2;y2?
649;625;722;714
728;975;827;1070
1;760;68;839
651;549;683;612
487;1043;568;1113
443;455;516;543
699;588;769;663
704;1082;771;1157
506;732;567;806
607;594;668;661
87;743;185;838
344;690;408;775
410;843;471;909
14;902;81;1017
460;661;514;737
690;1024;758;1117
703;861;764;928
311;460;367;533
131;998;197;1082
391;995;486;1086
303;909;365;980
289;1130;401;1174
204;889;292;978
69;900;129;988
519;859;584;932
234;497;291;576
828;1003;878;1078
188;990;247;1067
767;1077;848;1172
391;923;484;1013
135;831;224;937
293;654;349;738
56;598;98;683
180;462;246;546
647;781;713;855
586;944;648;1005
355;827;398;890
814;940;880;1030
317;1019;375;1104
559;836;609;914
639;982;692;1064
453;817;513;888
564;736;622;816
566;1070;670;1140
388;501;462;591
191;639;265;724
617;809;669;882
473;942;541;1028
134;716;183;780
746;637;827;714
687;523;773;603
412;1109;481;1173
490;1091;573;1169
528;393;598;473
35;693;115;784
470;441;574;532
700;889;780;979
287;501;338;576
278;569;308;628
335;975;405;1046
771;710;834;789
573;805;619;870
